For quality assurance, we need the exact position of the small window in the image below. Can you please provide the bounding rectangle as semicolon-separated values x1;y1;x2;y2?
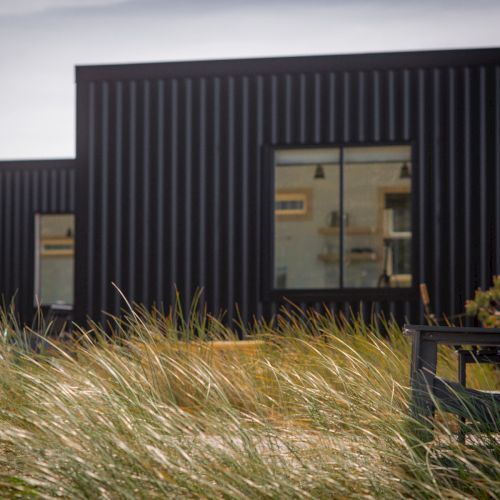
274;145;412;290
35;214;75;307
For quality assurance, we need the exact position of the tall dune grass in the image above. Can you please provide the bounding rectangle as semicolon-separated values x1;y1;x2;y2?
0;302;498;498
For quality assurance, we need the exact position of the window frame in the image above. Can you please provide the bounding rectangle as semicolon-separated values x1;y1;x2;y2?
34;212;76;309
262;141;419;302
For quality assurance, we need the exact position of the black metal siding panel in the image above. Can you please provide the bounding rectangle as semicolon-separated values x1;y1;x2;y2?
0;160;75;323
497;68;500;276
75;50;500;326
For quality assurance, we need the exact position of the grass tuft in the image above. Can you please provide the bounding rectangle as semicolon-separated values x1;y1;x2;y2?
0;303;498;498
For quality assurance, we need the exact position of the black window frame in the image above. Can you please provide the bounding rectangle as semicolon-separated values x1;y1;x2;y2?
261;141;419;303
34;212;76;310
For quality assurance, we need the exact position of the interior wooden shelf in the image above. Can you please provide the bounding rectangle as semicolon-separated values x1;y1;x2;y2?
317;252;378;263
40;236;75;257
41;237;74;244
318;226;376;236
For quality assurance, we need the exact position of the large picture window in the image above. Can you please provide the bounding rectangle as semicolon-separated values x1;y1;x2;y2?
274;145;412;290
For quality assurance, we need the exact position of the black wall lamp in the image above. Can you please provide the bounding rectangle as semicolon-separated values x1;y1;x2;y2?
314;164;325;179
400;162;411;179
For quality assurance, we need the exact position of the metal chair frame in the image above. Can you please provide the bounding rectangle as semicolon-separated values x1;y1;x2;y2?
404;324;500;441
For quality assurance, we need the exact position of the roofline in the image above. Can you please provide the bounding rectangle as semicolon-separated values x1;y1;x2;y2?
76;47;500;82
0;159;76;170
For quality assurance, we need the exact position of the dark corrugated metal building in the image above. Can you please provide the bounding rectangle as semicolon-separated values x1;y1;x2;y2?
2;47;500;327
0;160;76;322
74;48;500;326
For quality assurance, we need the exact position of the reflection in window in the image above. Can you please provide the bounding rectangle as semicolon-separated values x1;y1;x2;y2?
35;214;75;306
274;145;412;289
274;148;340;289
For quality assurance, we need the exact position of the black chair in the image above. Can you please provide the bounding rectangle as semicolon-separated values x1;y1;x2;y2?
404;325;500;442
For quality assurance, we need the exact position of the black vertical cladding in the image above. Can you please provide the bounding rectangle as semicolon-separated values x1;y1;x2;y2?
485;66;499;288
0;160;75;323
155;79;165;307
469;68;481;297
107;80;118;313
446;67;457;316
148;79;160;308
165;79;177;308
496;67;500;277
174;78;186;307
197;78;208;313
116;80;128;312
210;76;222;315
432;68;442;315
216;76;228;319
75;49;500;326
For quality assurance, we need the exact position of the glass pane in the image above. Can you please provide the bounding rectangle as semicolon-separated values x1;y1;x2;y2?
343;145;412;288
36;214;75;306
274;148;340;289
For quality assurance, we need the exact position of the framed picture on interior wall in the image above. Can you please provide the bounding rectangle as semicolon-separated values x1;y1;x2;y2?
275;188;313;221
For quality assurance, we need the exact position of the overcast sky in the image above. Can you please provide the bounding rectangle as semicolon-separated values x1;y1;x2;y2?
1;0;500;160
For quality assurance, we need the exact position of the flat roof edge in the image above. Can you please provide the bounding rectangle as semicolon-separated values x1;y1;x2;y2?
0;159;76;170
76;47;500;82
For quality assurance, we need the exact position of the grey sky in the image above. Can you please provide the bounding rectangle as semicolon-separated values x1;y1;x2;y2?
1;0;500;160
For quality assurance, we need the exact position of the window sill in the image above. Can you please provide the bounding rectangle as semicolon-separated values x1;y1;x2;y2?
269;287;418;302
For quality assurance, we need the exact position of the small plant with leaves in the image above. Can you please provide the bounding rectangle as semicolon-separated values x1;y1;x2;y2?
465;275;500;328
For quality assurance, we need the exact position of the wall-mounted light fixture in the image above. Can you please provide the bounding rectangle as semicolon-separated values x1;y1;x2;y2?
399;162;411;179
314;164;325;179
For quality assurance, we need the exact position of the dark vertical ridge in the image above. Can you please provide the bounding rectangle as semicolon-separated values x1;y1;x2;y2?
253;75;264;322
170;79;179;306
314;73;321;143
357;71;366;142
417;69;426;288
22;173;32;319
372;70;381;142
464;67;472;300
343;72;350;142
100;81;109;318
496;67;500;275
239;76;250;323
5;171;12;300
388;70;396;141
156;80;165;306
114;81;124;314
328;72;336;142
448;68;456;316
12;170;21;296
184;78;193;306
226;76;235;321
479;66;487;288
432;69;441;315
198;78;207;302
142;80;151;306
87;82;96;316
403;69;411;141
284;74;292;144
299;73;306;143
211;77;221;314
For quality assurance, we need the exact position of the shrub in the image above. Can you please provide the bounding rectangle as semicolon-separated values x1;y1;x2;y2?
465;275;500;328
